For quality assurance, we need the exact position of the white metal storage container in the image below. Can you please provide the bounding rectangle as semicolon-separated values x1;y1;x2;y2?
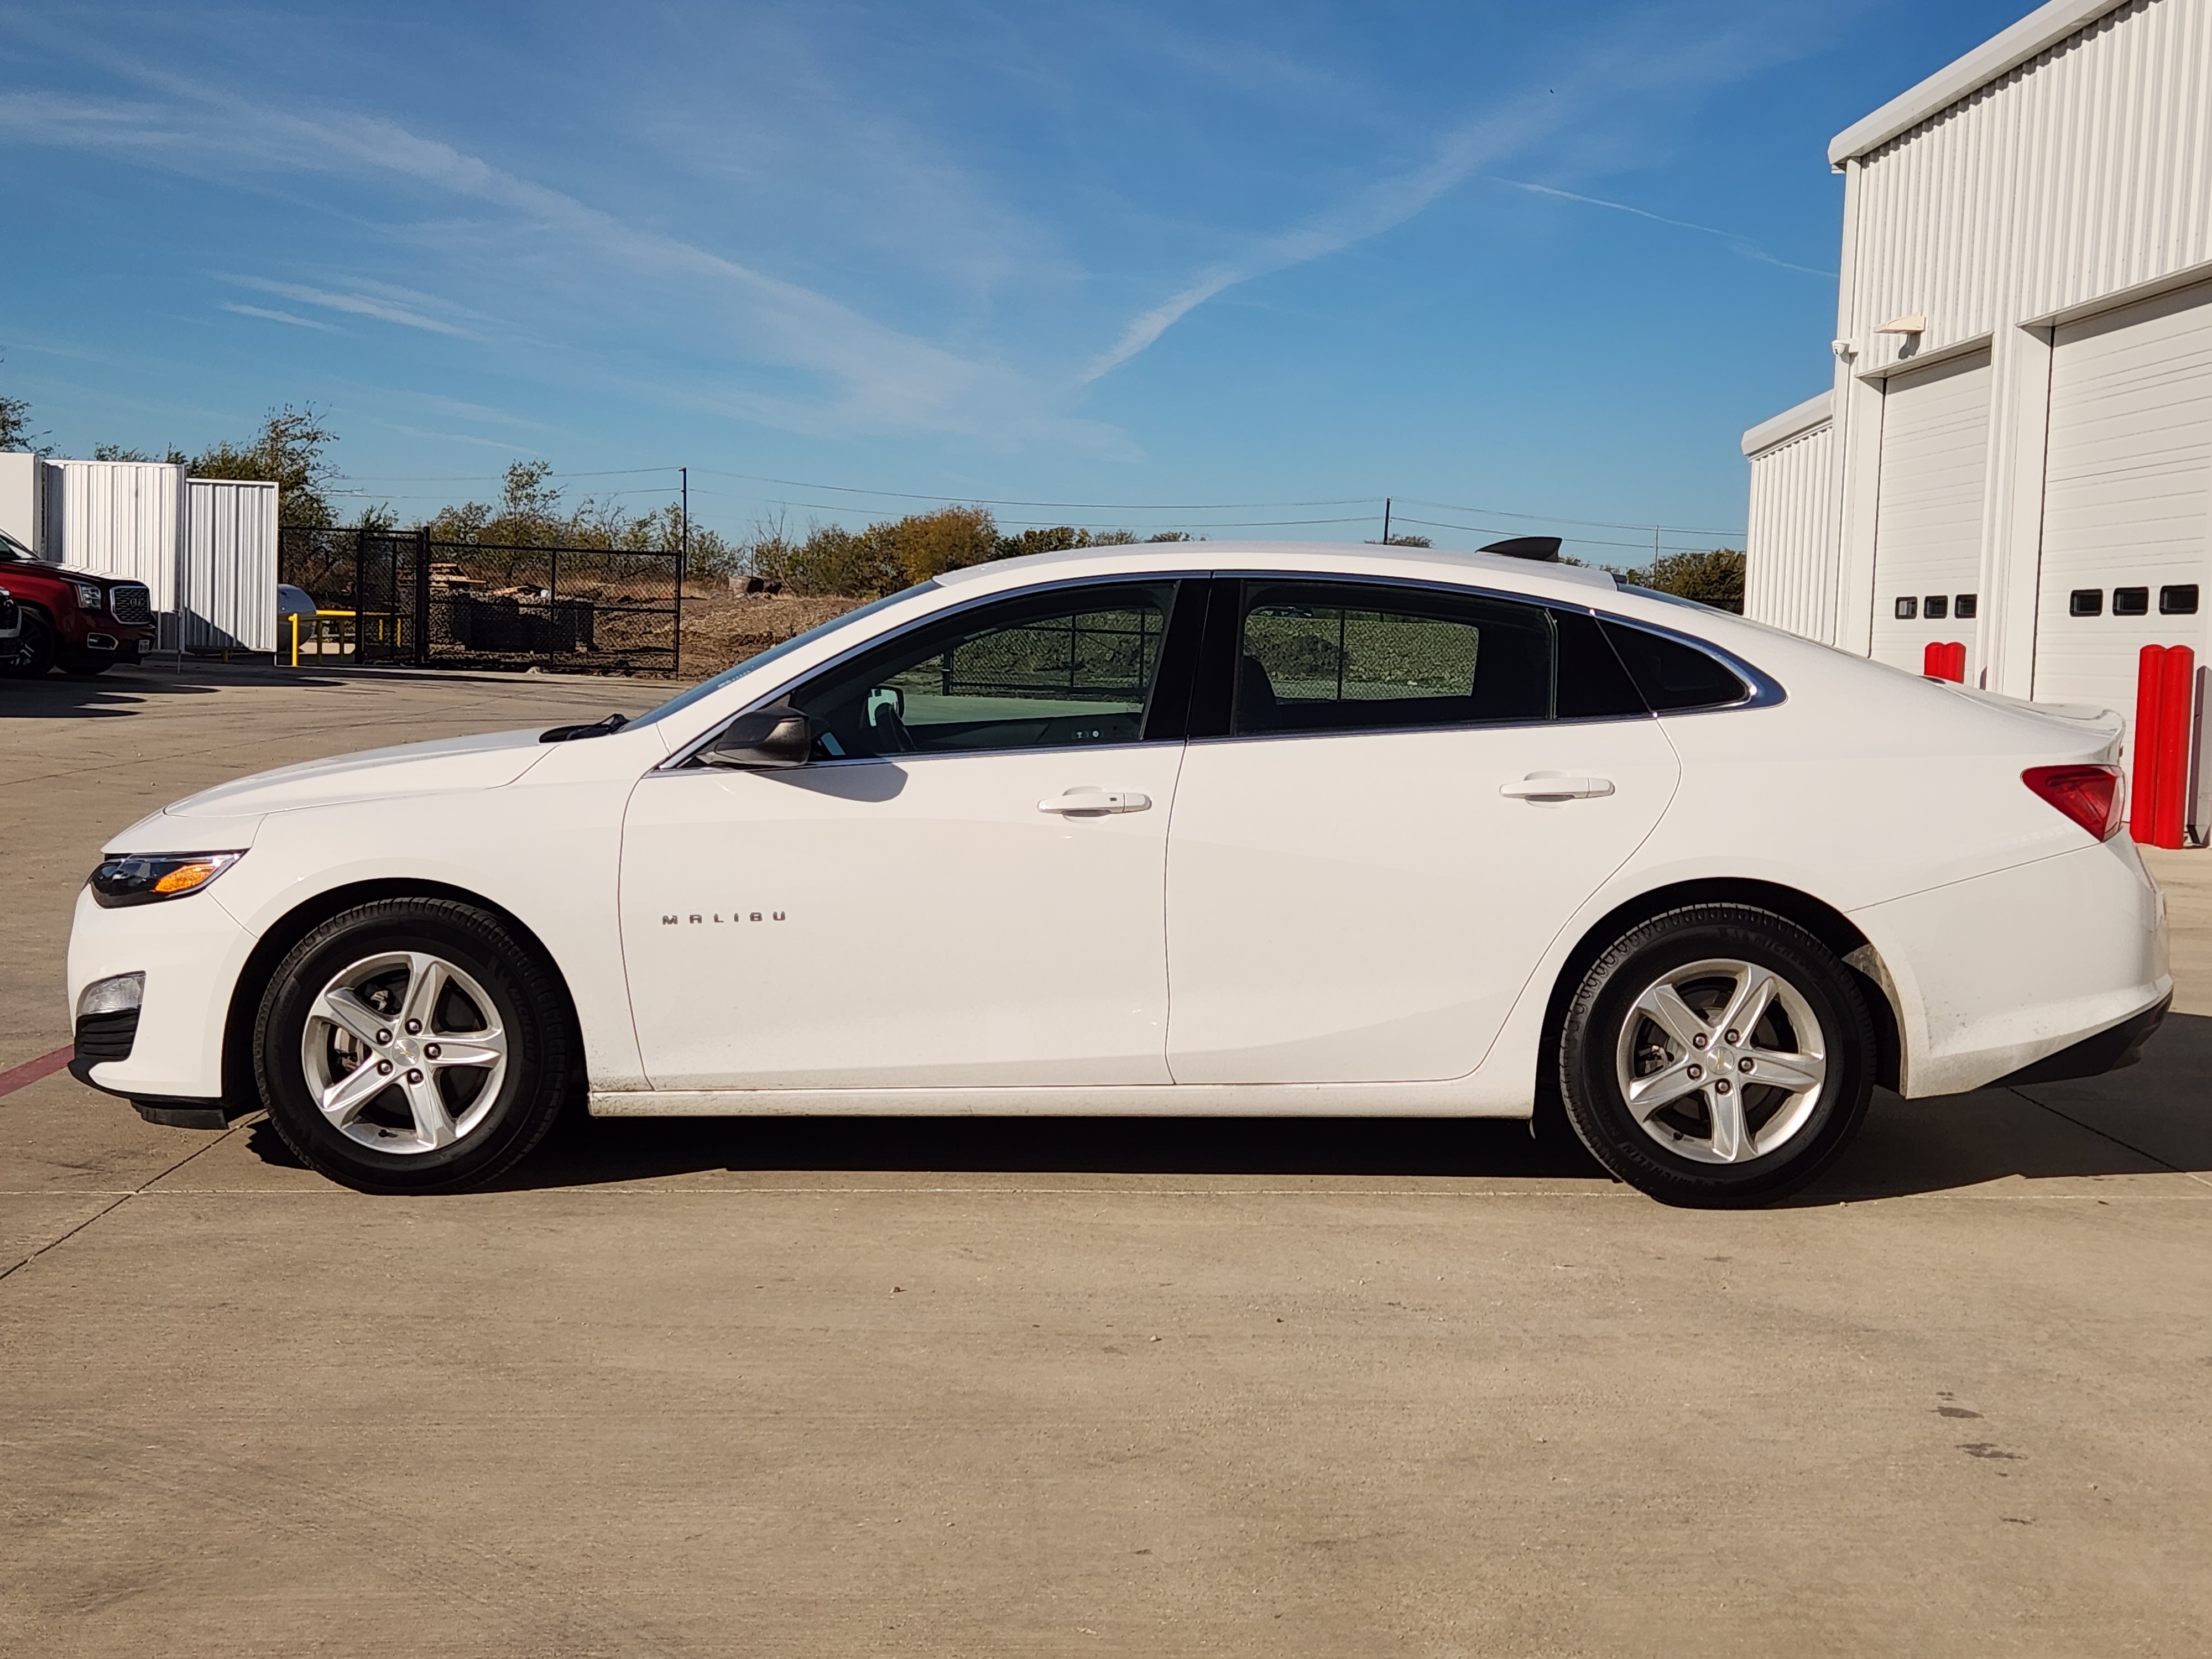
182;478;279;652
41;459;186;646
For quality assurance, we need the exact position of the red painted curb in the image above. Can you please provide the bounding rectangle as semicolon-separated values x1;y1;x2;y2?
0;1046;76;1100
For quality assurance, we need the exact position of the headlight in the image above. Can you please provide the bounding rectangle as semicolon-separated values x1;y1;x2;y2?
89;852;244;908
70;581;103;611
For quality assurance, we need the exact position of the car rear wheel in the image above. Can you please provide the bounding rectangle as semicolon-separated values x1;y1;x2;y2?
254;898;575;1193
0;610;56;676
1557;904;1875;1207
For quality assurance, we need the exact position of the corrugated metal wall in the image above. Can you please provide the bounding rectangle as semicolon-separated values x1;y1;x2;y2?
182;478;279;651
1745;420;1837;641
41;460;185;646
1847;0;2212;368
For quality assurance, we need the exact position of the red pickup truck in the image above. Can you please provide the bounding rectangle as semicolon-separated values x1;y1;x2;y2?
0;529;157;676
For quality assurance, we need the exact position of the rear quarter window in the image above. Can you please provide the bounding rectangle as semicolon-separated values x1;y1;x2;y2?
1599;620;1749;712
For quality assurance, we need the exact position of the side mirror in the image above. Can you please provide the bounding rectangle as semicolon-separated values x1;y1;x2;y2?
702;703;813;769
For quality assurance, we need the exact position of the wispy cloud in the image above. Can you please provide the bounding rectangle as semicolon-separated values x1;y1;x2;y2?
220;301;336;331
1496;180;1838;278
1082;88;1565;383
1082;7;1841;382
0;72;1040;440
223;278;476;335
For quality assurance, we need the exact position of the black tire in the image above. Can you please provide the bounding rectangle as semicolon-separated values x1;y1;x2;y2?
58;655;114;676
1556;904;1875;1207
0;609;56;676
253;898;575;1193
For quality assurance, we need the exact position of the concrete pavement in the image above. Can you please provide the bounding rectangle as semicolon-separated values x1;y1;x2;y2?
3;662;2208;1656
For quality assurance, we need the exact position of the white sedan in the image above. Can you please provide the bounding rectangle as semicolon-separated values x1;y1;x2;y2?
66;542;2171;1204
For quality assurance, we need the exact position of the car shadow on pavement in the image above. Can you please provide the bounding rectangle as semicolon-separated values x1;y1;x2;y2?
2;666;343;717
239;1016;2206;1199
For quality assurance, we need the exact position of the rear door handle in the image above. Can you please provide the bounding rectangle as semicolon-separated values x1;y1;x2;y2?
1499;773;1615;801
1039;788;1152;815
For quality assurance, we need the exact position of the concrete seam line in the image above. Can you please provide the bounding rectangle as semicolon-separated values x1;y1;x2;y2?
0;1123;243;1285
2007;1087;2212;1191
0;1046;76;1100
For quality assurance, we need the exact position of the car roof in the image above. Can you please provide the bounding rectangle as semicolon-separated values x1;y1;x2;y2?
931;539;1621;606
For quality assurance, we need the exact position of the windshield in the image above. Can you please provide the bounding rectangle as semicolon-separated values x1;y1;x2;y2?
628;583;937;728
0;528;43;562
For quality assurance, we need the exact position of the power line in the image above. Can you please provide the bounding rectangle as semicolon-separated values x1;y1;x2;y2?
693;469;1376;511
1398;496;1745;538
1391;515;1737;555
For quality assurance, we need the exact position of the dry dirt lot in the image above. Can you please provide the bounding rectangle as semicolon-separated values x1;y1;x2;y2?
3;662;2209;1657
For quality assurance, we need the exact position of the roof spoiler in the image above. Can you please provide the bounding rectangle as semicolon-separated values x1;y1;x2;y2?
1478;535;1563;563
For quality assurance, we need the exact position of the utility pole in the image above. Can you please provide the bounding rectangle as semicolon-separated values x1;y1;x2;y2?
676;465;688;675
1652;523;1661;578
1382;497;1392;544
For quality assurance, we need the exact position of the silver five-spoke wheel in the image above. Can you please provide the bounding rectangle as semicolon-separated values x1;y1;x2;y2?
301;951;508;1154
1614;956;1828;1165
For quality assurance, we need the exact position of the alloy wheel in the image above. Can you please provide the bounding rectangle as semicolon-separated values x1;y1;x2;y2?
299;951;509;1154
1614;956;1828;1165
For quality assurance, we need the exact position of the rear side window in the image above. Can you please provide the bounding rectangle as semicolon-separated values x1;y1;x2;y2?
1599;620;1749;712
1234;581;1551;735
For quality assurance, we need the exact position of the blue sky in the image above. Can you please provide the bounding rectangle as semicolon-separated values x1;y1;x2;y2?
1;0;2029;559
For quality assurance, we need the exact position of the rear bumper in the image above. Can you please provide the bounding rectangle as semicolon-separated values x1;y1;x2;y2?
1991;993;2170;1087
1851;836;2171;1098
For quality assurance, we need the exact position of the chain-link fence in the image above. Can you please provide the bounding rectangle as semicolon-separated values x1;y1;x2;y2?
279;528;684;674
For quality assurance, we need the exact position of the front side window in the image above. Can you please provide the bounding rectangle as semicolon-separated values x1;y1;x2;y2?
788;581;1177;758
1232;581;1554;735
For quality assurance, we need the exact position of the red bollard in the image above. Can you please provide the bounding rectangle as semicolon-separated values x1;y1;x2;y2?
2153;646;2197;849
1922;641;1966;682
2132;645;2168;843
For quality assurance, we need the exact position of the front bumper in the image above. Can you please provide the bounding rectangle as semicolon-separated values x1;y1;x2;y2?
65;881;256;1103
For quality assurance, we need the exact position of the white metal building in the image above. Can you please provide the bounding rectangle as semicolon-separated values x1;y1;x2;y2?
0;455;279;653
1744;0;2212;827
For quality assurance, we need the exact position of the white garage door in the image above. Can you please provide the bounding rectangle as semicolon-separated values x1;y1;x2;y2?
1867;350;1991;676
2037;280;2212;761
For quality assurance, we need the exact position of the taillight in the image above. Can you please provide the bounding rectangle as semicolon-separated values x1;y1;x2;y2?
2022;764;2125;841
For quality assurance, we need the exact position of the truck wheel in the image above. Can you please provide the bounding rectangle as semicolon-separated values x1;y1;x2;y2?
253;898;575;1193
0;611;56;676
1556;904;1875;1207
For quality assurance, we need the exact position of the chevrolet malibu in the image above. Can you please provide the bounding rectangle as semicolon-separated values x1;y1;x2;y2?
66;542;2171;1204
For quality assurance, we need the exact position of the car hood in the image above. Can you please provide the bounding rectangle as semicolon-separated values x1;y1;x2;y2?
159;727;553;822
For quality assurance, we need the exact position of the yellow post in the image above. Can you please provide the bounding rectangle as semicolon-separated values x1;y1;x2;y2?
289;612;299;667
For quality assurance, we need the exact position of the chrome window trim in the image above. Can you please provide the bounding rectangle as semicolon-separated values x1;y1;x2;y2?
655;567;1782;770
1586;609;1787;713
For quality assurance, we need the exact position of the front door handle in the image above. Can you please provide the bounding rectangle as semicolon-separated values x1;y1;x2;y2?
1499;773;1616;801
1039;788;1152;815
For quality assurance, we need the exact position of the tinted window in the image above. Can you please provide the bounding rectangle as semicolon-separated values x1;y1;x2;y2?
789;582;1176;758
1553;608;1648;720
2070;589;2103;617
1955;593;1978;619
1599;621;1749;712
2162;584;2199;615
1895;597;1917;619
2114;586;2150;617
1233;582;1552;736
1924;594;1949;620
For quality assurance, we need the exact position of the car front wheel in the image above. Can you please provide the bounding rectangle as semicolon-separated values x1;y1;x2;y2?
1557;904;1875;1207
0;611;56;676
254;898;575;1193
